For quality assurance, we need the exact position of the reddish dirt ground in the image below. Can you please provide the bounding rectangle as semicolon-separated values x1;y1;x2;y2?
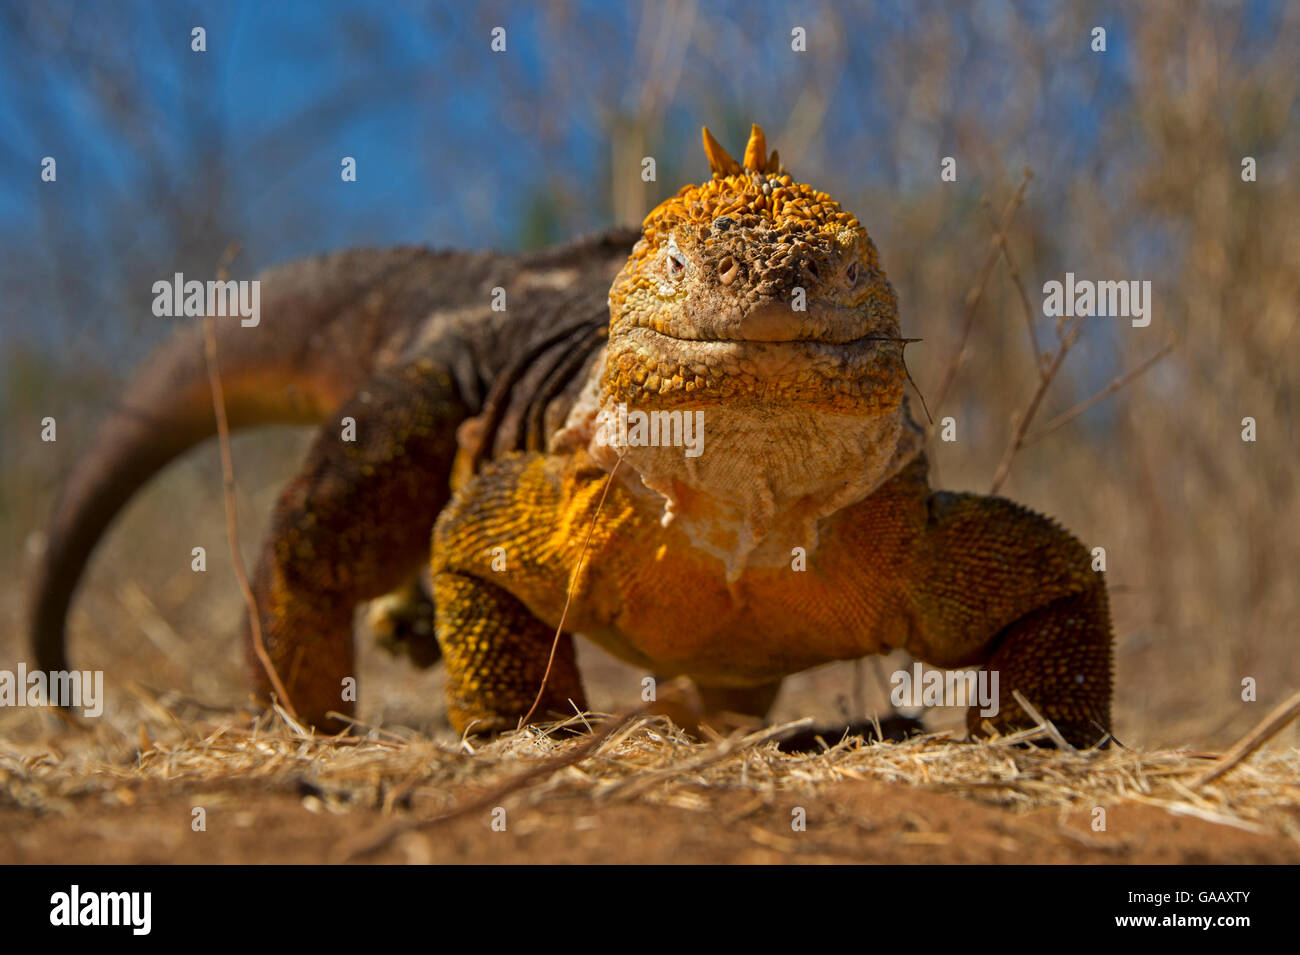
4;775;1295;865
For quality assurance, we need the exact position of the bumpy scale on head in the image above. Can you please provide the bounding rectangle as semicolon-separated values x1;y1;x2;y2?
603;123;905;415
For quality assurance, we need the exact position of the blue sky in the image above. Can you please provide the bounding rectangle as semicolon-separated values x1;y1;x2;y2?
0;0;1288;368
0;1;1140;253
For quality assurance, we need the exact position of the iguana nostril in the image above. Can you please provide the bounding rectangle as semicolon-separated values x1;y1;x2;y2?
718;256;739;286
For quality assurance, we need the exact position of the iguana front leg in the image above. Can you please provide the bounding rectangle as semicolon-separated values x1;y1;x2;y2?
430;454;592;734
433;571;586;734
967;586;1112;745
247;356;467;728
907;491;1114;747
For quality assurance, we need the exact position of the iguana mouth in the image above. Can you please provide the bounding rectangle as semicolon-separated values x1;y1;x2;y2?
637;301;874;346
642;327;886;348
629;325;885;361
601;324;906;411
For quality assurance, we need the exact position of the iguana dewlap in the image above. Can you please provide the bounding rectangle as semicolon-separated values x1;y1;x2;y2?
31;125;1112;746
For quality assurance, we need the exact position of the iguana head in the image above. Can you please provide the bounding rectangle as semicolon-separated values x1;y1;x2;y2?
602;123;905;415
584;124;920;575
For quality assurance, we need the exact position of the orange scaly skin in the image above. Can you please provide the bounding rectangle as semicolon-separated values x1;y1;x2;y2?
32;125;1112;746
434;450;1111;741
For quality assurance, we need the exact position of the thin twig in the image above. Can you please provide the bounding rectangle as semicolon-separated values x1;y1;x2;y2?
325;711;415;744
1023;341;1175;445
930;169;1033;416
1127;795;1270;835
897;339;933;425
521;454;623;725
202;243;297;718
979;195;1042;373
1189;689;1300;789
1011;690;1078;755
988;317;1082;495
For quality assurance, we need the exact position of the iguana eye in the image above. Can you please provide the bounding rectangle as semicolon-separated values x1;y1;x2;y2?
845;262;860;286
665;237;688;278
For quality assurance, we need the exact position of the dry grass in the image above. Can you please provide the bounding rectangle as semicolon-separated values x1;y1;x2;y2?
4;696;1297;857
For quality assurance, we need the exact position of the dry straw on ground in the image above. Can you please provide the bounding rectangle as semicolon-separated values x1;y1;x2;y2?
3;693;1297;862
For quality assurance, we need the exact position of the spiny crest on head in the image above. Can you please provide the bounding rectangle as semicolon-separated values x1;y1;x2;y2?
638;123;863;252
702;124;782;177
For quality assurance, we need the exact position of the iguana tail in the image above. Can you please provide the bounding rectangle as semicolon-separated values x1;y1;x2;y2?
29;248;457;675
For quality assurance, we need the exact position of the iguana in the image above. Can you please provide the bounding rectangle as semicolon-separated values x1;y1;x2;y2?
30;125;1113;746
